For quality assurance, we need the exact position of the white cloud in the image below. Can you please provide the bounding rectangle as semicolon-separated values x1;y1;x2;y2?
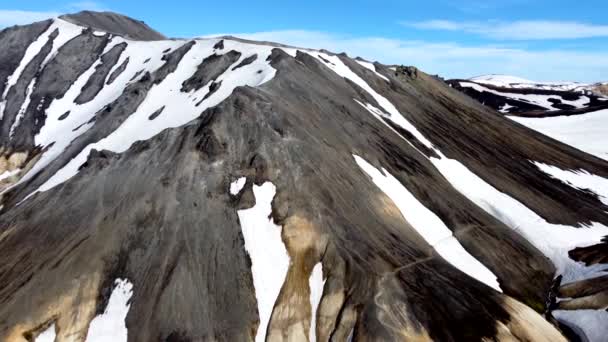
406;20;608;40
207;30;608;82
67;1;107;12
0;2;106;28
0;10;60;27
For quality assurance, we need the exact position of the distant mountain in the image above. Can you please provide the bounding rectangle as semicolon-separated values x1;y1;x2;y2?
447;74;608;115
1;12;607;342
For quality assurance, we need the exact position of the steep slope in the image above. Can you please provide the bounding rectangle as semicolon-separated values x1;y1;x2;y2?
0;13;607;342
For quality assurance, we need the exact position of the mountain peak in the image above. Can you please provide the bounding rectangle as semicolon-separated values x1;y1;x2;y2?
59;10;166;41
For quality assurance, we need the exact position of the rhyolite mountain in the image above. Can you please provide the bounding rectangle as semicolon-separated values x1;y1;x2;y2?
0;11;607;342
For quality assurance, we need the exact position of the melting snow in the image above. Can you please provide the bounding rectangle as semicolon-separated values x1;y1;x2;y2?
236;182;290;342
308;262;325;342
509;109;608;161
354;155;502;291
85;278;133;342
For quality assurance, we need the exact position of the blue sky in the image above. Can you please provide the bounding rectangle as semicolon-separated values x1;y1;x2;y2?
1;0;607;82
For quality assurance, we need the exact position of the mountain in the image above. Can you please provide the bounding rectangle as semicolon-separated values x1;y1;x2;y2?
0;12;607;342
447;75;608;115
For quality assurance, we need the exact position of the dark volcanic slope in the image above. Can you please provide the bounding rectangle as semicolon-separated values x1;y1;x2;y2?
1;12;608;342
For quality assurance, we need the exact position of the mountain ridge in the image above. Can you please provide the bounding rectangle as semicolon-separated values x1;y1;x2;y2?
0;12;607;342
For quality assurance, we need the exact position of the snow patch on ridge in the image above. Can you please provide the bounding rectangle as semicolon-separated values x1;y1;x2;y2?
237;182;290;342
308;51;434;149
308;262;325;342
355;60;389;82
85;278;133;342
354;155;502;291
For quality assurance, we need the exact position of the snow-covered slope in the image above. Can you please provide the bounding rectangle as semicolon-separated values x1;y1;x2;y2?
1;12;607;342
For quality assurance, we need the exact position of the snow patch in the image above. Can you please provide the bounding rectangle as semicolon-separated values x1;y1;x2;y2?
0;168;20;182
499;103;514;113
0;19;79;119
8;80;36;138
308;262;325;342
354;155;501;291
355;60;389;82
85;278;133;342
534;162;608;206
237;182;290;342
35;324;56;342
230;177;247;195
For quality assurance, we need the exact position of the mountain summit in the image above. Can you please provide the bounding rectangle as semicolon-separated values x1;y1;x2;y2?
60;10;166;41
0;11;607;342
